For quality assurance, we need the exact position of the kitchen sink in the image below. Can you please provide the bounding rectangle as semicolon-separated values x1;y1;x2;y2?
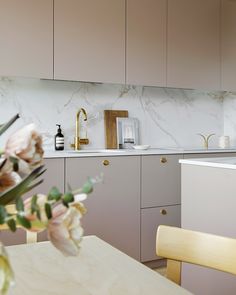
66;149;127;154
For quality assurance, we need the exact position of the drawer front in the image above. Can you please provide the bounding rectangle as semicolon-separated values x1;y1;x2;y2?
141;155;182;208
141;205;181;262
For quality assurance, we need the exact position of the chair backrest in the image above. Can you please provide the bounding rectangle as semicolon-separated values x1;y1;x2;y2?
0;204;37;244
156;225;236;285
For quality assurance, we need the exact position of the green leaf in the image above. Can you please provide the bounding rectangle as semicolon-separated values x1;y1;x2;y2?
48;187;62;201
0;159;7;170
82;178;94;194
45;203;52;219
30;195;38;214
16;198;24;212
30;195;41;220
9;156;19;172
16;215;31;229
0;114;20;136
36;208;41;220
0;206;7;224
7;219;16;232
0;165;45;205
62;192;74;207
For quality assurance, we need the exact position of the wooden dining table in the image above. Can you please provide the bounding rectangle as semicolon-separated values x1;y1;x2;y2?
7;236;192;295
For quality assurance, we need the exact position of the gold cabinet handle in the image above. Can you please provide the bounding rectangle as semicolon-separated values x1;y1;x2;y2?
160;157;167;164
160;209;167;215
103;160;110;166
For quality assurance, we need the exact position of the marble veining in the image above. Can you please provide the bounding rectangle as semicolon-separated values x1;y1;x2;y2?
223;92;236;147
0;77;225;150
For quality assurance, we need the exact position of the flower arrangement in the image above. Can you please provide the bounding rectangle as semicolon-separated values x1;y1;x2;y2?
0;114;95;294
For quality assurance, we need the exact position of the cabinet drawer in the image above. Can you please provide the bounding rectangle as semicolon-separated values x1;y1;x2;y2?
141;205;181;262
141;155;182;208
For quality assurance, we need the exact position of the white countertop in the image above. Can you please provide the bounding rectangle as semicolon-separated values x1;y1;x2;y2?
180;157;236;170
44;147;236;158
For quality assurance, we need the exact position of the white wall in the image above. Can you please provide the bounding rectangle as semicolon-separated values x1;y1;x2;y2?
0;77;224;150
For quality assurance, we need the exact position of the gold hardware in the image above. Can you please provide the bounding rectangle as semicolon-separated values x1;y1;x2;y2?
197;133;215;149
103;160;110;166
160;157;167;164
160;209;167;215
73;108;89;150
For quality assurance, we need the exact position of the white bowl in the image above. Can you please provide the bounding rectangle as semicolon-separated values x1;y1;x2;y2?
133;145;150;150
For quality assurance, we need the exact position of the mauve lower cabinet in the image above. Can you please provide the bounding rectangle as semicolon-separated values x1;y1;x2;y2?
65;156;140;260
0;158;65;245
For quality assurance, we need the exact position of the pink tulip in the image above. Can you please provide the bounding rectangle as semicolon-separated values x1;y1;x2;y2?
0;158;21;193
4;124;44;174
48;203;85;256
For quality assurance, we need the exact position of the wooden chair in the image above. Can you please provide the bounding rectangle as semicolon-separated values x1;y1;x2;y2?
0;204;37;244
156;225;236;285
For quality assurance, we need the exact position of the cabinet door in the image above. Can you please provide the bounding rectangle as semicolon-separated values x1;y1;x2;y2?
65;156;140;260
141;155;181;208
54;0;125;84
167;0;220;90
222;0;236;91
126;0;167;86
0;0;53;79
0;158;65;246
141;205;181;262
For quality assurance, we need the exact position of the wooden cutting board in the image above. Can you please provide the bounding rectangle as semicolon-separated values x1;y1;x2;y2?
104;110;128;149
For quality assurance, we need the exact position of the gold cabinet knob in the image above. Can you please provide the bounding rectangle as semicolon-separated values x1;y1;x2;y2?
103;160;110;166
160;157;167;164
160;209;167;215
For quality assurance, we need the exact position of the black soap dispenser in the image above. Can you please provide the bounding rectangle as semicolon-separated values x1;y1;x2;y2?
55;124;64;151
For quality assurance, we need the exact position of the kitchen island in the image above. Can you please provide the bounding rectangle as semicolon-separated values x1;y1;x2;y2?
180;157;236;295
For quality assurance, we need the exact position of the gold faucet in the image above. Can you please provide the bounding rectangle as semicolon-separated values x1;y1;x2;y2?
197;133;215;149
71;108;89;150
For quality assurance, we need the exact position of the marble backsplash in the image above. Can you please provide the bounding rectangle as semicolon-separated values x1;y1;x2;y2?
0;77;226;150
223;92;236;147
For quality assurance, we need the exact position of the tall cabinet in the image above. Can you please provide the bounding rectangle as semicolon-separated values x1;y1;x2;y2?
126;0;167;87
54;0;125;84
221;0;236;91
0;0;53;79
167;0;221;90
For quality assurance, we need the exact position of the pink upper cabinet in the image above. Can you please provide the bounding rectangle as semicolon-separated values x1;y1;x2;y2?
126;0;167;87
54;0;125;84
167;0;221;90
0;0;53;79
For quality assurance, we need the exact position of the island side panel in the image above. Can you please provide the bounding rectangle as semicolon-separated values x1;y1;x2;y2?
181;164;236;295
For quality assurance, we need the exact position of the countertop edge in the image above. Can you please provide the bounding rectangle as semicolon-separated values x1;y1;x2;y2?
179;158;236;170
43;149;236;159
